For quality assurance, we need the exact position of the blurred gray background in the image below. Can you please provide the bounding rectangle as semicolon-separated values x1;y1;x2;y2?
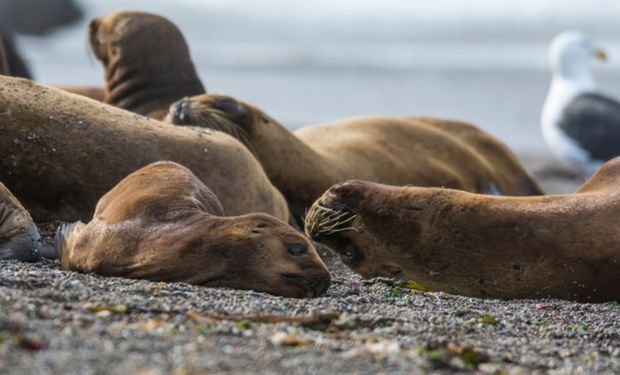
13;0;620;157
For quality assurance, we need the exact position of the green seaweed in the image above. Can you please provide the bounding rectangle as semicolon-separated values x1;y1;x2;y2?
405;280;432;292
387;285;402;297
235;320;253;331
478;314;498;325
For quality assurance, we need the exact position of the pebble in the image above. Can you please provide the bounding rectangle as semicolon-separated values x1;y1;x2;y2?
0;258;617;375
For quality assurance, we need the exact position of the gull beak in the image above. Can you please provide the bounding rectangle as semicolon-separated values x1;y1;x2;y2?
594;48;607;62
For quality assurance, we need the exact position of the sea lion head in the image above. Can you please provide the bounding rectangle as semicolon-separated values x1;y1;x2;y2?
0;183;42;262
89;10;204;114
165;94;268;154
89;10;188;68
208;213;331;298
305;180;424;280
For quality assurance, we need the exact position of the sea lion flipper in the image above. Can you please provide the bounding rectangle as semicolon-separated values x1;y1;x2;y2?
54;221;84;260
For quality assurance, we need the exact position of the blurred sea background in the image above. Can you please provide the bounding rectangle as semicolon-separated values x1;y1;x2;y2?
13;0;620;157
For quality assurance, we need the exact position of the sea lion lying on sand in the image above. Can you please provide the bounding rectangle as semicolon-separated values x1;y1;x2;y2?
0;76;289;223
89;10;204;119
57;162;330;298
305;158;620;302
0;181;41;261
166;94;543;219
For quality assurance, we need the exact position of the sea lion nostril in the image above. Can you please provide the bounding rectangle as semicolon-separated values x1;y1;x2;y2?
170;98;191;123
288;243;307;256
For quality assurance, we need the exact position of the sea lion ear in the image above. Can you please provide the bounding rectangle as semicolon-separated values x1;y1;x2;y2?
212;97;246;119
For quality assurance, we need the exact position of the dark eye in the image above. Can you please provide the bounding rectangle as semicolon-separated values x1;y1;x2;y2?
213;97;245;118
288;244;308;256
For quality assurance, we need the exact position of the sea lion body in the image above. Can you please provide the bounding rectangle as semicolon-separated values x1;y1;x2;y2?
305;158;620;302
0;182;41;261
55;85;105;101
58;162;330;298
167;94;542;217
0;76;289;223
90;10;204;119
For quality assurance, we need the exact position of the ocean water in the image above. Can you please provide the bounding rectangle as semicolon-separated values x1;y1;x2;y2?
16;0;620;154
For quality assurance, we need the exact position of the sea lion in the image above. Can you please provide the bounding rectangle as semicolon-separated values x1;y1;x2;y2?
0;32;31;78
0;76;289;224
0;181;41;261
0;37;8;74
166;94;543;218
57;161;330;298
304;158;620;302
89;10;204;119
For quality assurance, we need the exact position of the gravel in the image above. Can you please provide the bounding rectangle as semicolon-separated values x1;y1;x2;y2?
0;162;618;375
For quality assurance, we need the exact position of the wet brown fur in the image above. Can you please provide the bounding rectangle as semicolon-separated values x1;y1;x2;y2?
0;76;289;223
305;158;620;302
59;162;330;297
166;94;542;218
90;10;204;119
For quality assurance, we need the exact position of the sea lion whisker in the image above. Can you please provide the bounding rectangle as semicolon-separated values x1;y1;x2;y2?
304;204;358;237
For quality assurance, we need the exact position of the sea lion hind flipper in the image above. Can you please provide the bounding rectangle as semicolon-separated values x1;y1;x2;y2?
54;221;84;259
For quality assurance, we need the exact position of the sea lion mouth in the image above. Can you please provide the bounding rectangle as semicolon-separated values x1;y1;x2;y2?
280;272;331;298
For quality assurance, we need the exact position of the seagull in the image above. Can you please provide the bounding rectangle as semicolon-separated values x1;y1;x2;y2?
541;31;619;175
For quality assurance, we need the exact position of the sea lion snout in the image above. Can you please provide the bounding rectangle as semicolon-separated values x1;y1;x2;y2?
166;94;256;138
249;219;331;297
280;270;331;298
304;180;367;239
0;231;40;262
169;97;192;124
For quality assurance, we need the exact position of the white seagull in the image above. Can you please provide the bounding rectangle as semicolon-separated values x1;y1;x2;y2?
541;31;619;175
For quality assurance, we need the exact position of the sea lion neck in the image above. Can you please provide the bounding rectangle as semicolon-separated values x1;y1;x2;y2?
103;55;204;119
246;110;341;217
94;11;205;119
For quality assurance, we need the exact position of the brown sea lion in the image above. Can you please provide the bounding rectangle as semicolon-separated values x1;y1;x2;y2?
57;161;330;298
166;94;543;218
304;157;620;302
0;76;289;224
89;10;204;119
0;181;41;261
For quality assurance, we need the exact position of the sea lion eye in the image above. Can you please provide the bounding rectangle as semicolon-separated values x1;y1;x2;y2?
287;244;307;256
213;97;245;118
